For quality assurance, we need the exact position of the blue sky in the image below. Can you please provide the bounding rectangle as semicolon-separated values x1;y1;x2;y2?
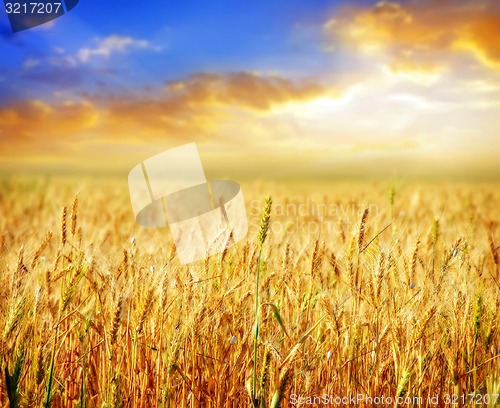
0;0;359;103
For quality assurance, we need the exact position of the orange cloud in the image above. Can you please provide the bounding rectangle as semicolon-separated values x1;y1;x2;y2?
0;72;327;163
0;99;99;143
325;0;500;70
453;15;500;68
164;72;325;111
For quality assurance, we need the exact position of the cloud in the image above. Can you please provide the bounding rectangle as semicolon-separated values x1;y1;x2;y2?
13;33;158;96
23;58;41;69
77;35;152;62
18;46;116;90
0;99;100;143
0;72;327;157
2;63;498;177
164;72;327;111
452;15;500;68
324;0;500;70
20;62;115;89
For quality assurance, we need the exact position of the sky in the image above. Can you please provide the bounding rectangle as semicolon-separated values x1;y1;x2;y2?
1;0;500;179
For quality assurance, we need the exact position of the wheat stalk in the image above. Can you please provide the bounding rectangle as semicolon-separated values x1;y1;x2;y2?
60;206;67;246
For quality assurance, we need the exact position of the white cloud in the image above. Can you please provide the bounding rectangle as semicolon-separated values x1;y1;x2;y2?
23;53;77;70
77;35;151;62
47;56;78;67
23;58;41;70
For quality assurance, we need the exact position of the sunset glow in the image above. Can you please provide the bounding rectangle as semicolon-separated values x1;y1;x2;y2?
1;0;499;178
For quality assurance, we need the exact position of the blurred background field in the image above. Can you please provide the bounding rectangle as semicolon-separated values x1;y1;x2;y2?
0;175;499;407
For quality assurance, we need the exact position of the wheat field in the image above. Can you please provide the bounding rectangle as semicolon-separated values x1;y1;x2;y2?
0;176;499;407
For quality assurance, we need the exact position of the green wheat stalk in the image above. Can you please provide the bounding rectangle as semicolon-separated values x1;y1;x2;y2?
252;196;272;407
